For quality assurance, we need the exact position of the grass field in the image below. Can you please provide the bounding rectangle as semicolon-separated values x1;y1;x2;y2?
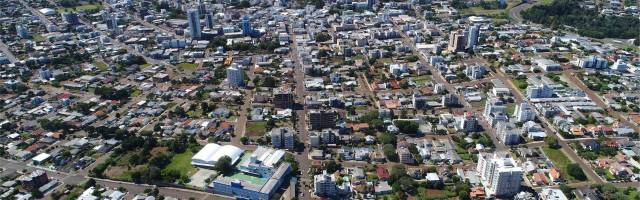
245;121;268;137
131;89;141;97
542;147;577;181
57;3;102;13
177;63;198;71
162;151;196;178
93;61;108;71
140;63;152;69
413;75;432;84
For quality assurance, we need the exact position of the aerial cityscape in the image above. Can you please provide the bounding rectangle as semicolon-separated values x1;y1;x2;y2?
0;0;639;199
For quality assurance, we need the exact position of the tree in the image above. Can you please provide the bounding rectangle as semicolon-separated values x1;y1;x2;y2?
240;136;249;144
378;132;397;145
214;156;234;175
566;163;587;181
383;144;398;162
545;137;561;149
149;154;171;169
314;32;331;42
323;160;341;173
394;121;419;135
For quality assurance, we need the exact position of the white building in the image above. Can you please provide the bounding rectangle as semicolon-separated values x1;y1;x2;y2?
191;143;245;168
226;63;244;87
540;188;568;200
389;64;409;77
577;56;608;69
238;147;285;177
496;121;520;145
534;59;561;72
513;102;535;122
270;127;295;150
476;152;523;197
527;82;554;99
610;59;628;72
314;170;338;197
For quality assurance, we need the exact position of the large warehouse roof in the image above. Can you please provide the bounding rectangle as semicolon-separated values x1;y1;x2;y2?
191;143;244;168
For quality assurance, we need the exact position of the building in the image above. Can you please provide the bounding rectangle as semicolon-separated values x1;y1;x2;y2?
191;143;245;168
457;112;478;133
61;12;79;25
226;63;244;87
108;14;119;34
187;8;202;38
397;143;414;164
476;152;522;197
497;121;520;145
238;147;285;177
466;25;479;49
534;59;561;71
514;103;535;122
209;160;290;200
273;87;294;109
441;94;459;107
448;30;466;53
540;188;568;200
577;56;608;69
39;67;52;81
16;24;30;39
308;109;337;130
314;170;338;197
270;127;295;150
527;82;554;99
205;13;215;29
17;170;49;191
610;59;627;72
412;93;428;109
465;64;486;80
242;16;252;36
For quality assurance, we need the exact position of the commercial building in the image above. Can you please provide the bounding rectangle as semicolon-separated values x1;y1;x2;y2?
309;128;339;147
17;170;49;191
534;59;561;72
242;16;252;36
270;126;295;150
476;152;523;197
226;63;244;87
238;147;286;177
209;161;290;200
308;109;337;130
187;8;202;38
540;188;568;200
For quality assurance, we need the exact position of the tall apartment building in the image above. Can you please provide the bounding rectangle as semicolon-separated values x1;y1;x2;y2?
465;25;479;49
226;63;244;87
270;127;295;150
17;170;49;191
514;102;535;123
187;8;201;38
273;87;294;109
496;121;520;145
448;30;466;53
441;94;459;107
314;170;338;197
308;109;337;130
476;152;523;197
457;112;478;133
527;82;554;99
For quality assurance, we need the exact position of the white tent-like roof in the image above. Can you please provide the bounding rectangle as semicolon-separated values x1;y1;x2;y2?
191;143;244;168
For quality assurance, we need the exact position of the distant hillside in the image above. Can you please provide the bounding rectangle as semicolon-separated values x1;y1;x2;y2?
522;0;639;39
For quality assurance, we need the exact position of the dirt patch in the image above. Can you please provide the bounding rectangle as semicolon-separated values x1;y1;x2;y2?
150;147;169;156
104;165;130;179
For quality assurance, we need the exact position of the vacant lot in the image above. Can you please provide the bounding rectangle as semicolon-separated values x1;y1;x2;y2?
246;121;268;137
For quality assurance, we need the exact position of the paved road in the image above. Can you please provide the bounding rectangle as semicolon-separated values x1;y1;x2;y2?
288;24;313;200
0;40;18;63
508;2;534;24
1;157;228;199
